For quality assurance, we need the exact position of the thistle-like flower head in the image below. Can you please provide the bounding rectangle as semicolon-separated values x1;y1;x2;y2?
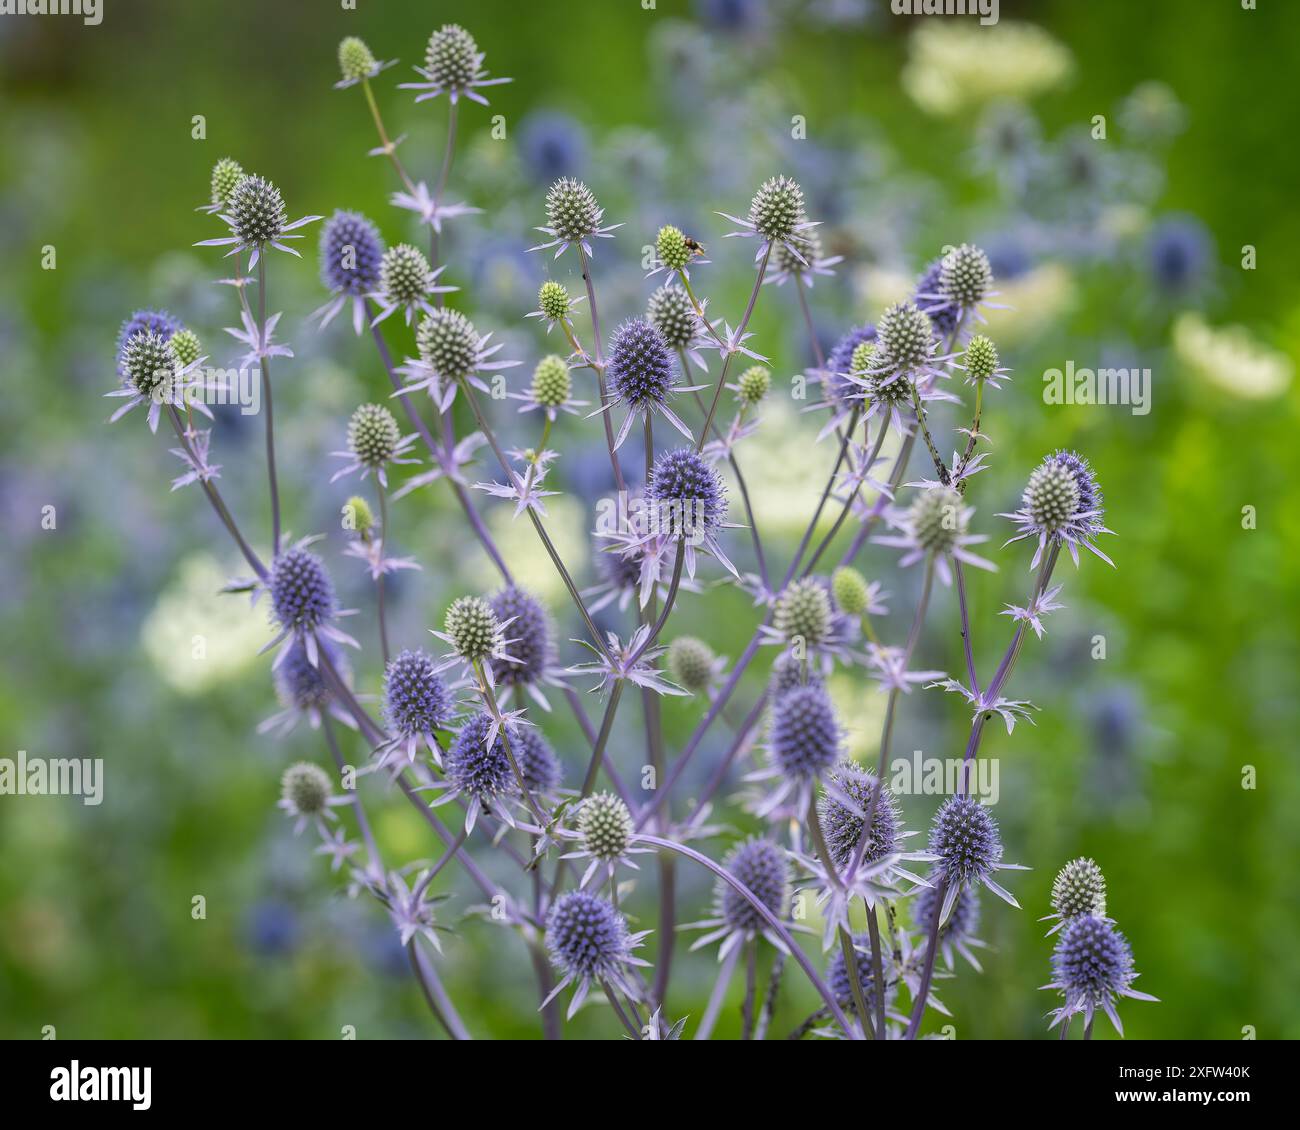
910;485;967;555
537;280;573;322
769;651;822;699
1046;914;1157;1034
544;891;643;999
320;210;384;296
274;641;333;714
424;23;478;92
445;712;516;803
281;762;332;819
381;244;435;306
748;174;805;242
824;323;876;407
736;364;771;405
769;683;842;782
517;728;563;793
830;566;870;616
877;301;934;372
964;334;999;382
914;257;959;339
443;596;500;664
546;177;601;244
230;174;287;247
1049;857;1108;927
818;762;901;871
940;243;993;308
646;285;697;351
122;329;179;399
666;635;716;694
487;586;554;688
719;837;790;934
929;795;1002;890
1003;450;1113;568
531;354;572;410
382;649;453;739
416;307;480;382
348;403;402;469
338;36;378;83
577;792;634;862
269;546;338;632
209;157;245;211
774;577;832;646
655;224;692;272
649;447;727;540
170;328;201;368
609;318;676;409
827;934;894;1017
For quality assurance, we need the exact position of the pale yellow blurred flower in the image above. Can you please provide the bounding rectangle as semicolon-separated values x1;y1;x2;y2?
903;21;1073;117
142;554;274;694
981;263;1075;346
1173;313;1293;400
487;495;588;603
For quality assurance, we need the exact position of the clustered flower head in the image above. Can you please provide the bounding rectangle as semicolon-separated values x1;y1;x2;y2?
736;364;770;406
121;329;180;401
208;157;244;213
488;586;556;697
1043;856;1108;934
532;177;619;258
442;712;518;829
1045;914;1157;1035
381;648;453;765
748;174;805;242
767;683;842;788
609;318;676;410
442;596;501;665
415;307;482;383
914;257;959;340
830;566;870;616
348;403;401;468
927;795;1026;919
401;23;511;105
577;793;634;863
913;884;985;971
516;729;562;794
646;285;697;351
877;300;935;375
537;280;573;323
278;762;335;834
265;542;357;668
170;328;201;368
655;224;694;273
774;577;832;646
529;354;572;412
336;36;383;86
964;334;999;383
666;635;717;694
1003;449;1113;568
827;934;895;1019
543;891;648;1018
818;762;901;872
649;447;727;541
718;837;790;938
940;242;994;309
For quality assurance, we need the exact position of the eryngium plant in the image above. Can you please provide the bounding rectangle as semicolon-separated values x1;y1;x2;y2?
104;17;1151;1042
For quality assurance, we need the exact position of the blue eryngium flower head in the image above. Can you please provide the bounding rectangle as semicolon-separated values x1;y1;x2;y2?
774;577;832;646
260;639;354;737
823;322;877;412
265;540;358;670
516;728;562;793
1045;914;1158;1036
939;243;993;310
1147;214;1213;299
666;635;717;694
748;174;805;242
531;177;621;259
519;111;589;183
196;172;320;266
445;712;517;810
719;837;790;935
1002;449;1114;569
382;649;452;757
914;258;960;339
768;651;823;699
543;891;649;1018
770;684;842;783
827;933;895;1017
649;447;727;540
817;762;901;871
877;300;935;373
117;309;180;367
609;318;675;409
913;883;985;971
442;596;500;664
928;795;1026;917
415;307;480;381
320;210;384;296
487;586;559;703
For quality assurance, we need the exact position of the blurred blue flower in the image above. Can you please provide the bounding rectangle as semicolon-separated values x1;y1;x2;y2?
519;111;589;184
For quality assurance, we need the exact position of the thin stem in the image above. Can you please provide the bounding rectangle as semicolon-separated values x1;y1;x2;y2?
741;938;759;1039
164;407;265;578
429;101;458;280
376;482;391;664
794;279;825;369
257;255;281;554
577;244;625;495
361;77;417;194
954;558;979;696
695;943;742;1041
801;414;887;578
410;944;471;1040
602;982;642;1039
782;406;861;587
579;680;626;797
865;905;888;1042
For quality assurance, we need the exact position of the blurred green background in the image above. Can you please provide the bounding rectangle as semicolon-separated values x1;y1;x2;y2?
2;0;1297;1040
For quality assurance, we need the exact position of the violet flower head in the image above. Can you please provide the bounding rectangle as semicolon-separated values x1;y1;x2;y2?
259;640;355;737
264;539;359;669
487;585;568;709
442;711;518;831
543;891;650;1019
928;795;1027;919
747;683;843;817
827;933;897;1021
604;318;696;448
1001;449;1114;568
400;23;512;106
117;309;181;369
913;257;960;340
913;884;986;972
718;837;790;936
516;728;563;794
314;210;385;333
1044;914;1158;1035
195;173;321;267
380;649;453;767
648;447;727;541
